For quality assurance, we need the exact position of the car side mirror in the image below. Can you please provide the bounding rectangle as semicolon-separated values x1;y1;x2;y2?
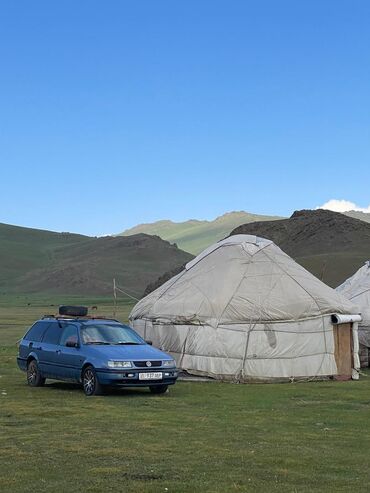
66;340;79;348
145;340;153;346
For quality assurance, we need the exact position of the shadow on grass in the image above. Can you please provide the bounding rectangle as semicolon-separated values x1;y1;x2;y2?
43;381;171;398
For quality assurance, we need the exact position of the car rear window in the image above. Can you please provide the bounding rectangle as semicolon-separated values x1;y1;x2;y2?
42;323;63;345
24;321;51;342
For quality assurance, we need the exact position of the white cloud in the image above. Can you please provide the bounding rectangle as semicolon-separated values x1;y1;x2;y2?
316;199;370;213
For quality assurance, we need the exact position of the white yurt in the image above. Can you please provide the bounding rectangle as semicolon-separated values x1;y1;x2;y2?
130;235;361;382
336;261;370;366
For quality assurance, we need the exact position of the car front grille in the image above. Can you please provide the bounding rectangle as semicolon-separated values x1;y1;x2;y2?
133;360;162;368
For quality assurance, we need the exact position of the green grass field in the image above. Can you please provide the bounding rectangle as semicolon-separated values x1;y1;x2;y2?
1;296;370;492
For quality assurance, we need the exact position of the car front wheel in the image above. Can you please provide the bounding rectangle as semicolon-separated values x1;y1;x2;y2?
82;366;104;396
150;385;168;394
27;360;45;387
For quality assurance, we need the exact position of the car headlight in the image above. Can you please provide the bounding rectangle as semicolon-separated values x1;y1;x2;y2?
107;360;132;368
162;360;176;368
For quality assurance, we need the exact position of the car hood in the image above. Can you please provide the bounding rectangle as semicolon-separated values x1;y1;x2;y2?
85;344;172;361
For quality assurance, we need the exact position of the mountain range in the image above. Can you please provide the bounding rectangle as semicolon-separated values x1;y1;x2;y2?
119;211;284;254
144;209;370;294
1;208;370;297
230;209;370;288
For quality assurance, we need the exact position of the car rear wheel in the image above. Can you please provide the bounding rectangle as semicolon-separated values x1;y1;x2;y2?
82;366;104;396
27;360;45;387
150;385;168;394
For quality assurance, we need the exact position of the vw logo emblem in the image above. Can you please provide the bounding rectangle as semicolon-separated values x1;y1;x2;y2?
146;361;152;367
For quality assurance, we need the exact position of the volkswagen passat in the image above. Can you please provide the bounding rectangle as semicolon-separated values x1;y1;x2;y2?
17;306;178;396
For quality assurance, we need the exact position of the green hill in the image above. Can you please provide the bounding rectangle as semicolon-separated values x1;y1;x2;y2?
119;211;284;254
0;223;193;296
0;223;88;285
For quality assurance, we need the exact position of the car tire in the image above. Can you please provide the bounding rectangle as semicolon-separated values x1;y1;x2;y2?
82;366;104;396
27;360;45;387
150;385;168;394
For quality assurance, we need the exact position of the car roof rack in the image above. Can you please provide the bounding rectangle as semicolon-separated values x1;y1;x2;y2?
42;314;120;322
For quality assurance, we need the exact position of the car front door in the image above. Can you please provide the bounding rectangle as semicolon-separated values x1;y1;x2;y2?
55;324;84;381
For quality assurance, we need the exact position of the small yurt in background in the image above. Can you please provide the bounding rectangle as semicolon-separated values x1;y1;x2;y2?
337;262;370;367
130;235;361;382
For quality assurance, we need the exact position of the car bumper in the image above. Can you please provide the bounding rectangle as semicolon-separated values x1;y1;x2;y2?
96;368;178;387
17;357;27;371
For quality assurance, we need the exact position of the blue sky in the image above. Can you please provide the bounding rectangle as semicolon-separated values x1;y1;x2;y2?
1;0;369;235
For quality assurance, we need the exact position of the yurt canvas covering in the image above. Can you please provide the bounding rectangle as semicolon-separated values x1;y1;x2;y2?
130;235;359;381
337;262;370;366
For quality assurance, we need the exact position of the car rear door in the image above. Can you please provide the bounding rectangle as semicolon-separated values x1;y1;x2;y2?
19;321;51;367
38;322;63;378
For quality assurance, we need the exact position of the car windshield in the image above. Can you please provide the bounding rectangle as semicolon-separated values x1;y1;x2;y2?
80;323;145;345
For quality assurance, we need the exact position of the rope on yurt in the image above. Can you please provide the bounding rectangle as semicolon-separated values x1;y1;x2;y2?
347;287;370;301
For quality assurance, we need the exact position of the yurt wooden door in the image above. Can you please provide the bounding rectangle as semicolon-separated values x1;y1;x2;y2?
333;323;352;380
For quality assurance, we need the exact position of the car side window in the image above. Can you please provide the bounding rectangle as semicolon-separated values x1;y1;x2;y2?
24;322;51;342
42;323;62;345
60;325;79;347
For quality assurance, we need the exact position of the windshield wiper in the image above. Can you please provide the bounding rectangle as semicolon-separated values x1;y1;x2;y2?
85;341;112;345
115;342;143;345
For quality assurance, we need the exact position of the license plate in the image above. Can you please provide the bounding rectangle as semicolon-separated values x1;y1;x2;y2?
139;372;163;380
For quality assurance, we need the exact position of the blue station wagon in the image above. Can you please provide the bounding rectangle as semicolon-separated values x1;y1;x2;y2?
17;306;178;396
